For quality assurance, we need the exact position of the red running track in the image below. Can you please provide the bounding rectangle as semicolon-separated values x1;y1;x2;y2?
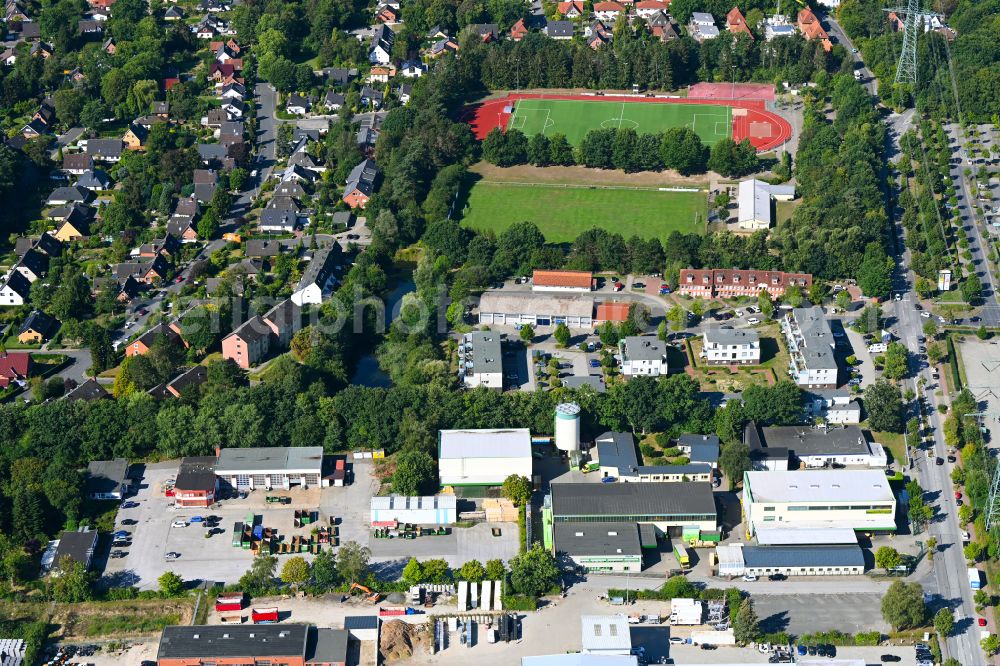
462;92;792;153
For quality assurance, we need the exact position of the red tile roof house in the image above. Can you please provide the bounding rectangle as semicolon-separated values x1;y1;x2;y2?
221;316;272;369
0;352;33;388
593;1;626;21
557;0;585;17
531;269;594;293
510;18;529;40
797;7;832;51
676;268;813;299
726;6;753;39
595;301;631;324
125;322;187;357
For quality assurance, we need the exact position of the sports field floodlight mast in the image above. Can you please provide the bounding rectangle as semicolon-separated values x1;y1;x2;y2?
883;0;942;86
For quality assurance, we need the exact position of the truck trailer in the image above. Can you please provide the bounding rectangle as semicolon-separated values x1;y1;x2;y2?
970;568;982;590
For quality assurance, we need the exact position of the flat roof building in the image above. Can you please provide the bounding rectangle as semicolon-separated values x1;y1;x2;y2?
546;481;717;538
523;656;638;666
742;469;896;536
581;615;632;655
370;495;457;524
156;624;348;666
716;542;865;577
593;432;711;483
745;422;886;470
461;331;502;389
553;522;643;573
215;446;324;490
618;336;668;376
478;292;595;329
174;456;218;508
438;429;532;487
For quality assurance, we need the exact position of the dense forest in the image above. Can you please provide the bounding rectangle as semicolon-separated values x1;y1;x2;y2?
837;0;1000;119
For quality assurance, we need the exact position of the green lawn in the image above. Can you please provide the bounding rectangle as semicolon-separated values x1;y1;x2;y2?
458;182;707;242
508;99;732;146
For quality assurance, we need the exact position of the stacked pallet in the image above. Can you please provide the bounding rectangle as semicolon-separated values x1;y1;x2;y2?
483;499;517;522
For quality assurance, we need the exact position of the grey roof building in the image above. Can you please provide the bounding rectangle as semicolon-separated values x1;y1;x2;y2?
52;530;98;570
86;138;124;161
75;169;110;191
157;625;307;661
744;421;884;469
595;431;638;474
245;239;282;258
783;306;837;388
562;375;606;392
677;434;719;465
65;378;109;402
741;544;865;569
85;458;129;499
553;521;642;558
549;482;717;531
545;19;574;38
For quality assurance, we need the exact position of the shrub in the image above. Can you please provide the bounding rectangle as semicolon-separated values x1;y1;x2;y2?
501;594;538;611
855;631;882;646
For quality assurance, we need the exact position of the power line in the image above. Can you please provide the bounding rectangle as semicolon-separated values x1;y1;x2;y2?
883;0;942;86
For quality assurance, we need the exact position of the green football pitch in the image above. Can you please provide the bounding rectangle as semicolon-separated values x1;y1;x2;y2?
506;99;732;146
458;181;707;243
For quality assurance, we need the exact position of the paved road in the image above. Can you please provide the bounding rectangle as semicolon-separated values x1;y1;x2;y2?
944;123;1000;327
823;14;878;96
47;126;85;159
885;125;985;666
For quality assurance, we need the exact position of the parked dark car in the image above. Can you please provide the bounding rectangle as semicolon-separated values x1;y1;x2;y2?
768;573;787;581
880;656;902;663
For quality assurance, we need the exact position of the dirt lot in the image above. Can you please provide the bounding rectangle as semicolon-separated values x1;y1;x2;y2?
470;162;709;188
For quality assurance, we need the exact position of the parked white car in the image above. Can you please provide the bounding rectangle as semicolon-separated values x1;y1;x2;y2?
171;520;189;528
747;318;760;325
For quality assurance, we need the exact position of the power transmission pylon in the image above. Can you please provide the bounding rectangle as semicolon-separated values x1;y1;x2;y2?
883;0;942;86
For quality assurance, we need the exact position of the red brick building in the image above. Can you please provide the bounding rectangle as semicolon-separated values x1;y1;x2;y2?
677;268;812;299
172;456;218;508
156;624;348;666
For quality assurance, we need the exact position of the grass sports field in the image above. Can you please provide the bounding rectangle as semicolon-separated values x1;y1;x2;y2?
458;181;707;242
507;98;732;145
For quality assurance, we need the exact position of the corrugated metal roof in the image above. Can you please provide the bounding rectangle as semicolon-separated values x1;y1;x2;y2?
551;482;716;519
438;429;532;460
370;495;456;511
344;616;378;630
745;470;893;504
754;527;858;546
742;545;865;568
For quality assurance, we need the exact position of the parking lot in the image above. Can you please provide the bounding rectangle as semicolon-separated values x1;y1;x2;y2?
98;460;519;590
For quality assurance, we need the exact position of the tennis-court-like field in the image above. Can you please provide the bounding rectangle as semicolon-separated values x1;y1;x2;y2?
507;98;732;145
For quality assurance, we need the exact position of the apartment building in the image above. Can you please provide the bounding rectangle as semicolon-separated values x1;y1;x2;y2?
782;306;837;388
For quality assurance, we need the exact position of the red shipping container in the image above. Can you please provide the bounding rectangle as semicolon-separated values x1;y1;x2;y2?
215;592;244;612
336;459;345;470
251;607;279;623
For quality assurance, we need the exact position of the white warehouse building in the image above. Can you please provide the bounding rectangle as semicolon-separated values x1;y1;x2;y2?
742;469;897;537
370;495;457;524
438;428;533;487
478;292;594;329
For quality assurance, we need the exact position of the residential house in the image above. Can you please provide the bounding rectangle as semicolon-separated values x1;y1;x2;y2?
1;48;17;66
676;268;812;299
689;12;719;40
468;23;499;42
805;389;862;425
726;6;753;38
586;22;611;48
86;138;124;163
133;234;180;260
510;18;529;40
204;108;228;127
634;0;667;18
259;208;298;233
14;248;48;282
369;23;394;64
15;233;62;258
342;158;379;209
426;36;458;58
557;0;585;17
17;309;58;343
220;82;246;100
65;378;109;402
648;11;679;41
376;4;399;23
174;196;199;218
47;184;94;206
78;19;103;34
286;93;311;115
125;321;185;357
30;41;52;58
291;244;343;305
368;64;395;82
21;118;48;139
102;37;115;53
397;83;412;104
53;213;92;242
0;271;31;306
84;459;129;500
262;299;302;347
359;85;384;109
546;20;574;39
357;125;379;153
618;336;669;376
701;325;761;365
166;365;207;397
245;240;282;259
193;169;218;203
324;91;345;111
765;16;795;40
75;168;110;191
782;306;838;388
167;216;199;242
274;180;306;198
221;316;271;369
797;7;831;50
197;143;228;166
114;254;169;284
0;352;32;388
164;5;183;20
322;67;357;86
593;2;625;21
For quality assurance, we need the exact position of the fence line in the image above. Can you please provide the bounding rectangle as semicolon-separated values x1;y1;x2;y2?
478;180;706;193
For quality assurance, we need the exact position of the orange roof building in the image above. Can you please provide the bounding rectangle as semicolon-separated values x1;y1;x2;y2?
531;269;594;292
798;8;832;51
557;0;585;15
595;301;631;323
726;6;753;39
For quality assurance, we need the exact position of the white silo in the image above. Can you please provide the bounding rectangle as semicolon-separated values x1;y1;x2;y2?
554;402;581;452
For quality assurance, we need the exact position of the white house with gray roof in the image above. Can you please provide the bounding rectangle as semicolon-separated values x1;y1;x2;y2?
737;178;796;230
702;325;760;365
782;307;838;388
290;244;343;305
618;336;668;376
461;330;502;389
